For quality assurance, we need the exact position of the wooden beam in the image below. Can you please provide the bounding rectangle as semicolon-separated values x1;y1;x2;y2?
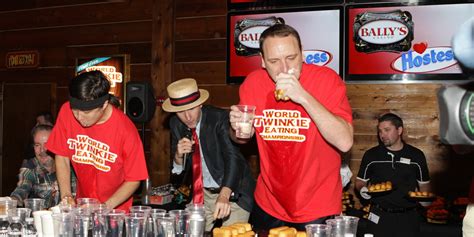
150;0;174;186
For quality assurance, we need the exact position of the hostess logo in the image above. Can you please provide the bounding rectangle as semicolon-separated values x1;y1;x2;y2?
303;50;332;66
392;47;457;73
358;20;408;44
237;26;268;49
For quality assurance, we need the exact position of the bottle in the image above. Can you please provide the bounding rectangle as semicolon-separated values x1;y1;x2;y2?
24;217;37;237
7;216;22;237
0;215;9;237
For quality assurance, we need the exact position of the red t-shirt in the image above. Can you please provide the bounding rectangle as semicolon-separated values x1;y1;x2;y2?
46;102;148;211
240;64;352;222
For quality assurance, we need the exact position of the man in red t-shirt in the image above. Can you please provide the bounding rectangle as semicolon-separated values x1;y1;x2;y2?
229;24;353;230
46;71;148;211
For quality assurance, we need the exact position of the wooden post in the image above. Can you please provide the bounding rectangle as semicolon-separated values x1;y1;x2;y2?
150;0;174;186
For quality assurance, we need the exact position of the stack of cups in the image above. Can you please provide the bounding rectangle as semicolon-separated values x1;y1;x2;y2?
7;208;32;224
335;215;359;237
185;204;206;237
168;210;190;237
74;207;93;237
125;212;147;237
305;224;332;237
154;213;175;237
104;209;126;237
52;213;74;237
148;209;166;237
91;204;111;237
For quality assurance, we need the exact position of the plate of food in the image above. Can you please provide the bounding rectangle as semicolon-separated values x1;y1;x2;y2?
407;191;436;201
367;181;394;195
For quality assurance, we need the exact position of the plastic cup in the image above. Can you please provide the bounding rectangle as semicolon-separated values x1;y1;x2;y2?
305;224;332;237
335;215;359;236
41;213;54;237
125;212;147;237
168;210;191;236
8;208;32;223
0;199;17;215
24;198;45;212
91;206;110;237
155;215;175;237
104;210;126;237
52;213;74;237
33;210;53;236
129;206;152;217
235;105;256;139
326;218;346;237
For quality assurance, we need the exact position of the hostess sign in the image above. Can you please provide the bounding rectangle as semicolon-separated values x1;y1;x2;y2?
392;47;456;73
347;4;468;77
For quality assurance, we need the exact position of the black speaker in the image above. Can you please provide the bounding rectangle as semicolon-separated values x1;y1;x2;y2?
126;81;156;123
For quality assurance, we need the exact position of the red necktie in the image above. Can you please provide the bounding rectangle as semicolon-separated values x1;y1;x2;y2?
191;128;204;204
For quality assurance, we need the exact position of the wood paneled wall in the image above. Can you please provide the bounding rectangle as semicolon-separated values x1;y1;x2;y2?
0;0;472;200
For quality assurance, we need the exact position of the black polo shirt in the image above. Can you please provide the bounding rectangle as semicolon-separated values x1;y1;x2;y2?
357;143;430;209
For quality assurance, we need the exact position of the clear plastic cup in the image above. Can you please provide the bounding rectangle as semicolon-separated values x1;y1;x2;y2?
0;199;17;215
129;206;152;217
168;209;191;236
125;212;147;237
8;208;32;223
52;213;74;237
104;209;126;237
24;198;45;212
156;214;175;237
235;105;256;139
326;218;346;237
305;224;332;237
335;215;359;236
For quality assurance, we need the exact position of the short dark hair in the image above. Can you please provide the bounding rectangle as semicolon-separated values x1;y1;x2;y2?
31;124;53;140
259;24;302;57
70;71;110;101
378;113;403;128
69;70;120;108
36;111;54;125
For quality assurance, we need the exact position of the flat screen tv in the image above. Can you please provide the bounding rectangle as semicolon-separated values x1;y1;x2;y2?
228;0;343;10
345;2;474;82
227;6;343;84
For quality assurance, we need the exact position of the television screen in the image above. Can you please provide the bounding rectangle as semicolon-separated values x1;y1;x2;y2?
227;7;342;84
345;3;474;82
228;0;343;10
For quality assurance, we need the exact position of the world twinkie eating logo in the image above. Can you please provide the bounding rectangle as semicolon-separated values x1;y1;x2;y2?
254;109;311;142
67;135;118;172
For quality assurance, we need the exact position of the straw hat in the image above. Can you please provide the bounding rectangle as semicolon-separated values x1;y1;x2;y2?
162;78;209;112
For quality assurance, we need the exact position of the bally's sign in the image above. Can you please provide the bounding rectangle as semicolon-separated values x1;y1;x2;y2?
6;50;40;68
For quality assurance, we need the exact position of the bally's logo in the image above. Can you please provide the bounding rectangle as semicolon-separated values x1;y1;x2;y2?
237;26;268;49
391;44;457;73
303;50;332;66
358;20;408;44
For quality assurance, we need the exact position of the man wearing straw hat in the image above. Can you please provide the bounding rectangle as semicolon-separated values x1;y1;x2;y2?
162;78;255;231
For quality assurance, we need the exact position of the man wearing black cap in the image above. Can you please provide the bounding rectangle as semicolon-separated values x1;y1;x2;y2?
46;70;148;211
162;78;255;231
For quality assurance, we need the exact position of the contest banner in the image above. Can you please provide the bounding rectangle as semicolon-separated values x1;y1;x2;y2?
227;7;342;84
346;3;474;81
75;55;130;110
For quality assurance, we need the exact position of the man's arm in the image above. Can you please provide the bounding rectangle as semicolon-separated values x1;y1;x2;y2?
104;181;140;209
10;167;34;205
55;155;73;200
355;179;367;192
276;72;353;152
297;93;353;152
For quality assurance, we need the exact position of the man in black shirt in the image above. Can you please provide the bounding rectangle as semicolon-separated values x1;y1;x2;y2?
356;113;430;237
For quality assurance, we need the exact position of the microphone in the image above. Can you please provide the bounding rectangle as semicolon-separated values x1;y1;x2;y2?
182;129;194;167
